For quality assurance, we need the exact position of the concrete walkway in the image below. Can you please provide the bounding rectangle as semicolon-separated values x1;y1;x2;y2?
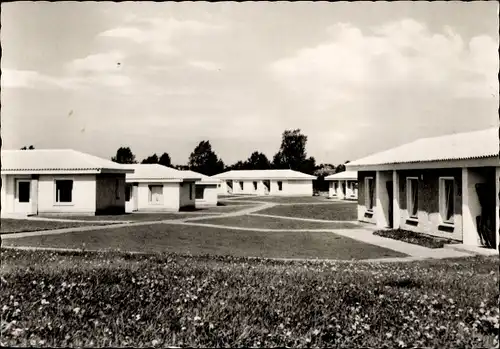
249;212;357;224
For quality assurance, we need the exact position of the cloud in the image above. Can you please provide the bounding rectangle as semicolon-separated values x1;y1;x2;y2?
188;60;222;71
66;51;126;73
1;69;47;88
98;17;226;56
269;18;498;108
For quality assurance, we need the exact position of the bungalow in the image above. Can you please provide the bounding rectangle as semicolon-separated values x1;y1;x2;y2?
123;164;201;212
0;149;133;216
325;171;358;200
181;170;220;207
347;127;500;251
213;169;316;196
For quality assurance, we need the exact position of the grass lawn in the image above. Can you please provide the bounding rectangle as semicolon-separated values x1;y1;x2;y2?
0;219;112;235
258;202;357;221
374;229;462;249
192;215;359;230
1;249;497;348
2;223;404;260
38;212;223;222
226;196;333;204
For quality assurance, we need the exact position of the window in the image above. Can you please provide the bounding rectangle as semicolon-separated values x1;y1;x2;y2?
253;181;258;191
17;181;30;203
125;184;132;202
277;181;283;191
189;184;193;200
227;180;233;189
115;179;121;200
333;182;338;191
195;186;204;199
148;185;163;205
365;177;374;211
239;181;244;190
440;178;455;224
406;178;419;218
56;180;73;203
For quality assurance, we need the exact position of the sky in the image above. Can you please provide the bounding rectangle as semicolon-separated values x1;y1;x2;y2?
1;1;499;166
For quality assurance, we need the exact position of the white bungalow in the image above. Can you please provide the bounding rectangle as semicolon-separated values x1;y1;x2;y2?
325;171;358;200
124;164;201;212
347;127;500;251
1;149;134;216
181;170;220;207
213;169;316;196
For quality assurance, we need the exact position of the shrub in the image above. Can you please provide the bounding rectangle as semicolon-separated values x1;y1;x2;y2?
373;229;460;249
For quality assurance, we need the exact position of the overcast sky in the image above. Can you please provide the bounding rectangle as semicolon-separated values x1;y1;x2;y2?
2;1;498;166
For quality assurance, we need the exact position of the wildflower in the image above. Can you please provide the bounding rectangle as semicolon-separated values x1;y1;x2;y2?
386;332;393;339
286;331;292;336
13;301;19;307
152;339;160;346
2;305;8;311
12;328;24;337
209;323;214;330
313;329;320;336
41;299;49;305
135;314;141;321
194;316;201;321
398;340;406;347
73;307;81;314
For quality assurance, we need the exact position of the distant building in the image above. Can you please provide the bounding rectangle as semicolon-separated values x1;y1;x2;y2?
123;164;201;212
325;171;358;200
1;149;133;216
347;127;500;251
213;169;316;196
181;170;220;207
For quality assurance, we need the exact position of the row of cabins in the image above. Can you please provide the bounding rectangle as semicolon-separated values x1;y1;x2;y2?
0;150;219;216
347;127;499;251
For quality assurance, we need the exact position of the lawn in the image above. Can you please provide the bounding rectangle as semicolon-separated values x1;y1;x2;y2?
1;249;498;348
192;215;359;230
3;223;404;260
0;219;113;235
226;196;334;204
38;212;223;222
257;202;357;221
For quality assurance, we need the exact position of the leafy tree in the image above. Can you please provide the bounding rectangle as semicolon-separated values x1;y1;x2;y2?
227;160;247;171
272;129;316;174
335;164;346;173
246;151;271;170
141;153;159;164
20;145;35;150
111;147;137;164
158;152;172;167
188;140;225;176
313;163;336;177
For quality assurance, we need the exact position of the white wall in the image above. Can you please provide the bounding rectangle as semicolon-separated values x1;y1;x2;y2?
38;174;97;215
1;174;33;215
136;182;182;211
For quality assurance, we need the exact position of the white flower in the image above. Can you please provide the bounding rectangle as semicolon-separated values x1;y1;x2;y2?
2;305;9;311
209;323;214;330
386;332;393;338
135;314;141;321
286;331;292;336
73;307;81;314
313;329;320;336
13;301;19;307
194;316;201;321
41;299;49;305
152;339;160;346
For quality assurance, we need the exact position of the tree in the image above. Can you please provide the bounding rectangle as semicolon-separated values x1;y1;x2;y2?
188;140;225;176
111;147;137;164
227;160;247;171
158;152;172;167
20;145;35;150
335;164;346;173
141;153;159;164
272;129;316;174
246;151;271;170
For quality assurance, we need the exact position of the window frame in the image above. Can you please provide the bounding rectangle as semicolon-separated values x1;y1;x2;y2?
195;185;205;200
439;177;455;225
16;179;31;203
54;178;74;206
364;177;374;211
406;177;419;219
148;184;164;205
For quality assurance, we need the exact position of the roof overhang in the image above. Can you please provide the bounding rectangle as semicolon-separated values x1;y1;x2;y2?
217;177;316;181
347;156;499;171
126;177;200;183
1;168;134;175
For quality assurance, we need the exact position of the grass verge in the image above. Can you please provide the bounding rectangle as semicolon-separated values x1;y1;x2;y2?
257;202;357;221
1;249;498;348
0;219;113;235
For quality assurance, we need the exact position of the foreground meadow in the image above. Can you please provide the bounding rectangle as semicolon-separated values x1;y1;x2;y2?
1;249;498;348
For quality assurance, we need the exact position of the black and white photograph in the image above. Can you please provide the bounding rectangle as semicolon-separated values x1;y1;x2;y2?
1;1;499;347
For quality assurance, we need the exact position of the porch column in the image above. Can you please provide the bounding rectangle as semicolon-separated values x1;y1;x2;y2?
393;170;400;229
462;168;478;246
496;167;500;252
375;171;390;228
30;176;39;215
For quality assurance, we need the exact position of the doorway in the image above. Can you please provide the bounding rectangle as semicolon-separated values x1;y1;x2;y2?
15;179;32;214
386;180;394;228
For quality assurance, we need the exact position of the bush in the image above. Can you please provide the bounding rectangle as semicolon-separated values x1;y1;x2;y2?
1;249;498;348
373;229;460;249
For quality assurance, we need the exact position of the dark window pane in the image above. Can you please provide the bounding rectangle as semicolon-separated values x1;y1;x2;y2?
56;180;73;203
195;186;204;199
18;181;30;203
125;184;132;202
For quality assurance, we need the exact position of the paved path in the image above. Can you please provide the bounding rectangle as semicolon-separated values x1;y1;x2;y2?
249;212;357;224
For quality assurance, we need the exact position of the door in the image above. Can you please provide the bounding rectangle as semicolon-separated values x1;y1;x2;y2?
149;185;164;205
386;180;393;228
263;180;270;195
341;182;347;198
15;179;32;214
